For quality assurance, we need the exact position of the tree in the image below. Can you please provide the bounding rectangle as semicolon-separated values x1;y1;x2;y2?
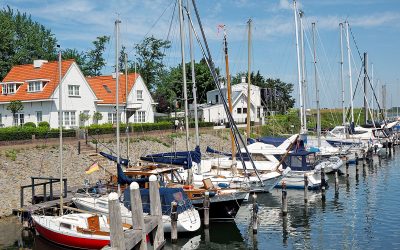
0;6;57;80
135;36;171;91
62;48;86;70
156;58;220;113
7;100;24;126
84;36;110;76
92;112;103;124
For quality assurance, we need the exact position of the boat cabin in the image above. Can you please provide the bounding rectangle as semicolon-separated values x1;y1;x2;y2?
283;150;316;171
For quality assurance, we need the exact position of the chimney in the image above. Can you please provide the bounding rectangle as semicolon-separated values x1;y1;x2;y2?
112;72;117;79
33;60;48;68
241;76;246;83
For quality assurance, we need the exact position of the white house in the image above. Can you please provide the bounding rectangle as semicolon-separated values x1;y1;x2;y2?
0;59;155;128
196;76;263;125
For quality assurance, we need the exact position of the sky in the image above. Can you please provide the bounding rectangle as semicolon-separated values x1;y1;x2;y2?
1;0;400;109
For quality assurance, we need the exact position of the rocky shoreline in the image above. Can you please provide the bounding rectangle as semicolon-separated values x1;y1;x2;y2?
0;130;231;217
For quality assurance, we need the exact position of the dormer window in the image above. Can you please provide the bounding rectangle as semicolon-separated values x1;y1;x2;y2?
28;81;43;92
68;85;80;96
1;82;22;95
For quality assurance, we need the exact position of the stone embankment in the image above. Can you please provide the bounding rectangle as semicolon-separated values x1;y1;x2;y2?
0;130;231;217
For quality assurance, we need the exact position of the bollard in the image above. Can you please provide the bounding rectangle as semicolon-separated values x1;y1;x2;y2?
170;201;178;243
355;153;359;165
108;192;125;250
129;182;146;249
203;192;210;228
345;161;349;177
252;194;258;234
304;175;308;203
78;141;81;155
281;183;288;216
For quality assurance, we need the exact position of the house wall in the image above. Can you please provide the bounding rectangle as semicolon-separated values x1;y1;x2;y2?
126;76;154;123
0;101;56;127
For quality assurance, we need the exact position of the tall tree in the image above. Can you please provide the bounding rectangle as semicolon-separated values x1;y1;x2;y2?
0;6;57;80
84;35;110;76
6;100;23;126
135;36;171;91
62;48;86;69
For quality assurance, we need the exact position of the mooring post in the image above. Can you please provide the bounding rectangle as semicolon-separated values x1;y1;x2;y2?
345;160;349;178
304;174;308;203
282;183;288;216
129;182;146;249
203;192;210;228
43;183;47;202
149;175;165;248
63;179;68;198
108;192;125;250
252;193;258;234
171;201;178;243
78;141;81;155
20;188;24;208
95;140;98;153
321;170;326;201
31;177;35;205
355;153;359;165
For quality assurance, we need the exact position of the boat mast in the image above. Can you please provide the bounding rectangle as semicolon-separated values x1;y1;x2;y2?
115;19;121;166
312;23;321;148
246;18;252;142
293;0;305;133
371;63;374;120
299;10;307;133
363;52;368;124
125;53;130;161
187;0;200;149
345;21;354;124
58;45;63;216
178;0;192;183
339;23;345;125
222;25;237;174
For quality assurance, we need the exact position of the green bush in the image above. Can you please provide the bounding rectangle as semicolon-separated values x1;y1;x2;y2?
23;122;36;128
38;121;50;128
0;126;75;141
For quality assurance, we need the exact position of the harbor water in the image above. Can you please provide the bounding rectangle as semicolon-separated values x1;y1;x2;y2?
2;153;400;249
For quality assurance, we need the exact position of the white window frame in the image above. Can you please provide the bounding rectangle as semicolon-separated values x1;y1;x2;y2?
68;85;80;96
28;81;43;92
13;113;24;126
137;90;143;100
134;111;146;123
63;111;76;126
108;112;117;124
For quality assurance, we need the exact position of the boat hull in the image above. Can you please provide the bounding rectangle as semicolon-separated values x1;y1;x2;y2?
275;171;323;190
33;216;109;249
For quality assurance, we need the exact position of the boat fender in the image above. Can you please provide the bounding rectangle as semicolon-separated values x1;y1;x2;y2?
183;184;194;190
217;183;230;188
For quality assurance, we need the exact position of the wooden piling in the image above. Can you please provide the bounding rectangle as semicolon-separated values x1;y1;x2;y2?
345;161;349;177
282;184;288;216
335;170;339;195
321;170;326;200
170;201;178;243
78;141;81;155
149;175;165;248
252;194;258;234
203;192;210;228
304;174;308;203
129;182;147;250
108;192;125;250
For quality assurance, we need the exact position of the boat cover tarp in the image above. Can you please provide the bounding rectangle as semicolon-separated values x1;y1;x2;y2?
205;146;250;161
139;146;201;170
123;187;191;214
100;151;129;166
117;163;149;185
256;137;286;147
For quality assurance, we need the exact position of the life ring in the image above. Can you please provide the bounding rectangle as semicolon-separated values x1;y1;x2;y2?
183;184;194;190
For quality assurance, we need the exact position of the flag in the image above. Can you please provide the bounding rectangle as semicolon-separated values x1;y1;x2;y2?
85;162;99;174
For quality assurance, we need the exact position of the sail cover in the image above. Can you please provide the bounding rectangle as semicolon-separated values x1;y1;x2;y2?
117;163;149;184
139;146;201;170
100;151;129;166
205;146;250;161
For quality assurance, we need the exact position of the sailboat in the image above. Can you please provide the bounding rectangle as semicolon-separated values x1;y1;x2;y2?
31;48;121;249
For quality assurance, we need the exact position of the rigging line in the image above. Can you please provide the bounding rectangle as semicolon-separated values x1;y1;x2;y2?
187;3;263;183
348;23;363;62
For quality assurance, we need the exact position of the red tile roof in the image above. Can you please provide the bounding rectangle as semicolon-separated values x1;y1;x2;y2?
86;73;138;104
0;60;75;102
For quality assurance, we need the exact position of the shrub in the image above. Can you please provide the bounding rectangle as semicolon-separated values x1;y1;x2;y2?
0;126;75;141
38;121;50;128
23;122;36;128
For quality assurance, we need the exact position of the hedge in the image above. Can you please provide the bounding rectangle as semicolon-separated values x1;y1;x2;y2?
0;127;75;141
86;121;214;135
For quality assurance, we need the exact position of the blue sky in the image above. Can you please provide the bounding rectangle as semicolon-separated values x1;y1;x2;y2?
1;0;400;108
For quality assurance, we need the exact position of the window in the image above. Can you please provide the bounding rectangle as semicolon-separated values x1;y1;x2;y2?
28;81;43;92
63;111;76;126
215;94;219;103
0;114;2;126
237;108;242;114
2;83;17;94
13;113;24;126
103;85;111;93
60;223;71;229
137;90;143;100
108;112;117;124
257;107;260;118
243;108;247;114
36;111;42;123
133;111;146;123
68;85;80;96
